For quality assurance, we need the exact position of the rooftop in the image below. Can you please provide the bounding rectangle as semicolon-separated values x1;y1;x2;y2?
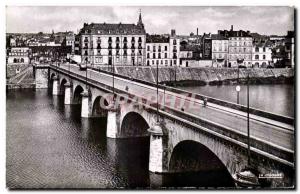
79;22;146;35
146;34;169;43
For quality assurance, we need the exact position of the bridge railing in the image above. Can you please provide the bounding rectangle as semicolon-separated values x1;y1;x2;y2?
90;66;294;126
50;65;294;167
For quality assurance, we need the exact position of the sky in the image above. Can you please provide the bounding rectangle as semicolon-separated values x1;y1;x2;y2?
6;6;294;36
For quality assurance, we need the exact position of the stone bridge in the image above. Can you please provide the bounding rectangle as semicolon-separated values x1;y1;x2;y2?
34;63;295;188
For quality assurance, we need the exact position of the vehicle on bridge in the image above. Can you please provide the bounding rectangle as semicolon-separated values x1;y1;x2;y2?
79;63;87;71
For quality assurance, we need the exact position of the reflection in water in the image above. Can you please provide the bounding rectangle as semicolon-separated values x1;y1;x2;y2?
178;84;294;117
7;89;234;189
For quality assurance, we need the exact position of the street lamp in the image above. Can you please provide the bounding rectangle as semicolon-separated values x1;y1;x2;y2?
156;60;159;122
236;58;244;104
136;67;139;80
247;72;250;165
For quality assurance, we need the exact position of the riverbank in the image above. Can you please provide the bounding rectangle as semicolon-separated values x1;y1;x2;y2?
96;66;294;86
6;65;35;90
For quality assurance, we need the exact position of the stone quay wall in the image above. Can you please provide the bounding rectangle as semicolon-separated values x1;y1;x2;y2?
95;66;294;86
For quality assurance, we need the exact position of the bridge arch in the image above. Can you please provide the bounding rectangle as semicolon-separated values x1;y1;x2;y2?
73;84;85;104
59;78;69;96
120;111;150;138
49;72;58;89
168;140;235;186
50;72;57;80
92;95;110;117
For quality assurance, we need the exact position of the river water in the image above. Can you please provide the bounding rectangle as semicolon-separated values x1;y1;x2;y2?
178;84;294;117
6;89;234;189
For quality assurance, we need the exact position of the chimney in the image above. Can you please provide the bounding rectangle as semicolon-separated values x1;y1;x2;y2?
197;28;198;36
231;25;233;31
171;29;176;37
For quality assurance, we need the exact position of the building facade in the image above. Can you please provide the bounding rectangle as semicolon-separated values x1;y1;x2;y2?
285;31;295;68
145;30;180;67
252;43;272;68
211;34;229;67
218;26;253;67
76;12;146;66
7;47;30;65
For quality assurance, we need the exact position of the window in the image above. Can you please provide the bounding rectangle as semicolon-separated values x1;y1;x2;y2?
263;47;266;52
255;55;259;59
153;46;156;52
158;46;161;52
116;37;120;42
165;60;168;65
116;56;120;62
161;60;163;65
153;53;156;59
138;37;142;42
255;47;259;52
173;39;177;45
147;46;150;51
147;53;150;58
165;46;168;51
152;60;154;65
96;56;103;63
123;50;127;56
97;50;101;55
263;55;266;59
243;48;246;53
156;60;159;65
158;53;161;59
174;60;177;65
164;53;167;58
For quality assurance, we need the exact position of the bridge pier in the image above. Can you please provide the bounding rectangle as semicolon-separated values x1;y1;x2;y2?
148;122;168;173
106;101;120;138
81;91;91;118
64;83;72;105
52;76;60;96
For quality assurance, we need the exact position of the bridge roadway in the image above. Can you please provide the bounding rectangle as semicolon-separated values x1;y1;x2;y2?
56;64;294;152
